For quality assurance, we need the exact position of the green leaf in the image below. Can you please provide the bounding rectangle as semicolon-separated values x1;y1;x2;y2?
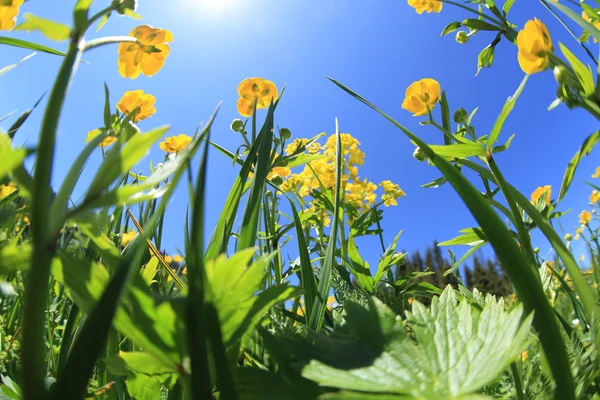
441;21;462;36
405;281;443;296
7;93;45;139
428;142;486;159
346;235;375;294
440;91;451;146
373;231;403;286
491;133;515;153
476;45;495;75
14;13;72;41
463;18;500;31
558;130;600;202
559;43;596;97
0;242;32;273
549;1;600;42
73;0;93;32
302;288;532;398
0;36;68;57
141;256;159;285
0;134;26;181
487;75;528;149
502;0;516;16
443;241;486;276
281;152;324;169
86;125;169;197
439;228;487;246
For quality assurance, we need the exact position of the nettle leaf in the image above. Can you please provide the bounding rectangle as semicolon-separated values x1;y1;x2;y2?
302;286;532;399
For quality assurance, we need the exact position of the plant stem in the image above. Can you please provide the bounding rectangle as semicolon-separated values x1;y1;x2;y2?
22;36;83;400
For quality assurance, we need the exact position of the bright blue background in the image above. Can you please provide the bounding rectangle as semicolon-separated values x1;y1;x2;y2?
1;0;598;269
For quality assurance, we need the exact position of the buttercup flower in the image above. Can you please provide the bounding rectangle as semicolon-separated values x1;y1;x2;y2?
579;210;592;225
160;134;192;153
590;190;600;205
236;78;278;117
401;78;441;116
121;231;137;246
575;225;584;240
593;167;600;178
0;0;23;31
0;182;17;200
116;90;157;122
530;185;552;206
517;19;553;74
380;180;406;207
118;25;173;79
583;11;600;43
407;0;442;14
281;174;304;193
86;129;117;148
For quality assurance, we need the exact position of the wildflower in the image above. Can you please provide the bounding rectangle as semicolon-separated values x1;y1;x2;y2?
582;11;600;43
307;142;321;154
517;19;553;74
593;167;600;178
324;133;365;171
401;78;441;116
281;174;304;193
173;255;183;263
285;138;308;155
86;129;117;148
164;255;173;263
530;185;552;206
455;31;469;44
579;210;592;225
236;78;278;117
0;0;23;31
564;233;572;241
160;134;192;153
380;180;406;207
407;0;442;14
521;351;528;362
575;225;584;240
121;231;137;246
268;154;292;180
590;190;600;205
579;254;585;262
0;182;17;200
116;90;157;122
326;295;336;310
345;179;378;213
118;25;173;79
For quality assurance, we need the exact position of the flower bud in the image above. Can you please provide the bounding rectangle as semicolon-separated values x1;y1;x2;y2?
116;0;138;14
455;31;469;44
230;119;244;133
564;233;573;241
413;147;427;162
453;108;468;124
270;174;283;186
553;65;569;86
534;247;540;254
279;128;292;140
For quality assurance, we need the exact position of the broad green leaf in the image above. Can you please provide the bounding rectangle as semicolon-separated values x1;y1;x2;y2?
439;227;487;246
0;242;31;273
559;43;595;97
0;52;35;77
0;36;67;57
302;287;531;399
86;125;169;196
441;21;462;36
14;14;72;41
428;142;485;159
463;18;500;31
0;134;26;180
422;176;448;188
487;74;528;149
373;231;403;286
346;234;374;293
558;130;600;202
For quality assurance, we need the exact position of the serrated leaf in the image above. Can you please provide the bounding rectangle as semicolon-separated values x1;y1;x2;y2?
302;287;532;399
14;13;71;41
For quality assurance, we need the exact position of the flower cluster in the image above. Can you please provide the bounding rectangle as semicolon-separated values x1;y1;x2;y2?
0;182;17;200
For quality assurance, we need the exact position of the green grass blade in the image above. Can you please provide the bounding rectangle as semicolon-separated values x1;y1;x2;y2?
487;75;528;150
547;0;600;43
288;199;318;323
309;119;343;331
558;130;600;202
328;77;575;399
7;93;45;139
0;36;68;57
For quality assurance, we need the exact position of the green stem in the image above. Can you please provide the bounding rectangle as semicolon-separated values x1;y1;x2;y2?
439;0;505;27
85;5;114;31
83;36;138;52
22;36;83;400
511;362;525;400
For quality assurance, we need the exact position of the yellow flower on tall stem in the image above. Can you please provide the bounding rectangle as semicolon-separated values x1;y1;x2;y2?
236;78;278;117
407;0;442;14
160;134;192;153
516;19;553;74
118;25;173;79
401;78;441;116
579;210;592;225
530;185;552;206
116;90;157;122
0;0;24;31
593;167;600;179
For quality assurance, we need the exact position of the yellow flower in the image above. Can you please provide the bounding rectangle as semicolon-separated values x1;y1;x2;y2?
407;0;442;14
236;78;278;117
590;190;600;205
579;210;592;225
575;225;584;240
583;11;600;43
521;351;528;362
267;154;292;180
86;129;117;148
345;179;378;213
121;231;137;246
530;185;552;206
401;78;441;116
380;180;406;207
281;174;304;193
285;138;308;155
118;25;173;79
173;255;183;263
517;19;553;74
0;182;17;200
116;90;157;122
0;0;23;31
579;254;585;262
164;255;173;263
160;134;192;153
326;295;336;310
593;167;600;179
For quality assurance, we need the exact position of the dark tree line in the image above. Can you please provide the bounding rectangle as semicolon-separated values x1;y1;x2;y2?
397;241;513;298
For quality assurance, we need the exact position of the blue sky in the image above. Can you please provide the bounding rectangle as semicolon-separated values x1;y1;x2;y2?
1;0;598;270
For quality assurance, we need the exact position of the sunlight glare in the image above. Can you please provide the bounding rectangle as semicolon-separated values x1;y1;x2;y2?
182;0;242;17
